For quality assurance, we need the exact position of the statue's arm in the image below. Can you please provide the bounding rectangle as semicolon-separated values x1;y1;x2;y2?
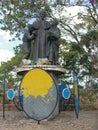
26;32;34;40
49;28;60;40
53;28;60;39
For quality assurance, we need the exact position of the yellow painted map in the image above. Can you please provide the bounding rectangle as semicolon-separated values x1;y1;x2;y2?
20;68;53;98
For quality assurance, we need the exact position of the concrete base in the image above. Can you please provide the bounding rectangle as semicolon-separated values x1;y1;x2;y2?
16;65;65;120
16;65;65;75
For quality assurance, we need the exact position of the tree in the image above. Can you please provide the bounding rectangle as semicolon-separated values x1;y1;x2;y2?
0;44;23;83
0;0;51;40
0;0;98;87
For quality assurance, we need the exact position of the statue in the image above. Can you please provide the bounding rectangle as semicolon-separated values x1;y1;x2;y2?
30;9;51;64
18;11;64;121
22;10;60;65
47;19;60;65
22;25;35;59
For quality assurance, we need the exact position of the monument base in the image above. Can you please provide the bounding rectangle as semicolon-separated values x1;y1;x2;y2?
16;65;65;75
16;65;65;120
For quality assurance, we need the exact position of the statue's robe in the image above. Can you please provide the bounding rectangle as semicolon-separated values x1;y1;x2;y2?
47;26;60;65
31;18;50;63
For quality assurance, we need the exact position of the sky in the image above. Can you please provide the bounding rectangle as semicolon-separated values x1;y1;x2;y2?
0;30;21;65
0;5;86;65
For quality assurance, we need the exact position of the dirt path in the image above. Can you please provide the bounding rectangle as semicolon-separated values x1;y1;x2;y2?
0;111;97;130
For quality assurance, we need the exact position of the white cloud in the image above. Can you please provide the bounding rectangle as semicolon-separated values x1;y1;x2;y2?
0;49;15;65
66;6;86;15
0;42;3;46
0;29;13;40
0;29;21;65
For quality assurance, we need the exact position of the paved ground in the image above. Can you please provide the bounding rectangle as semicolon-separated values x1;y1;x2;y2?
0;110;98;130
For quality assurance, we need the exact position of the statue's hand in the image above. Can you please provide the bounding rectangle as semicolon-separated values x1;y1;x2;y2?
32;31;36;37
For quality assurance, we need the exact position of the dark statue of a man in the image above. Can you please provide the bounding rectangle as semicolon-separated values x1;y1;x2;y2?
22;9;60;65
31;9;51;63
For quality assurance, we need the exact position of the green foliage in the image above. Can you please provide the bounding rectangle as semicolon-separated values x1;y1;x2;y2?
81;30;98;47
0;44;23;84
0;0;51;40
0;0;98;88
60;40;80;70
79;89;97;110
0;0;98;110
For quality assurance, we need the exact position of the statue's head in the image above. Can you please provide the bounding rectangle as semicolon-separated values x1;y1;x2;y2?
28;24;33;34
39;9;47;19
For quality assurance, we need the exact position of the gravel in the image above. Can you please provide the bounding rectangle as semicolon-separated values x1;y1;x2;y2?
0;110;97;130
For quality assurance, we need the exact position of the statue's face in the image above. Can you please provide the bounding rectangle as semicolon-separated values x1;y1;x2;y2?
39;10;46;20
40;12;46;19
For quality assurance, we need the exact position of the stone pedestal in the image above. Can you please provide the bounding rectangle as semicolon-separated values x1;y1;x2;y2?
16;65;65;119
16;65;65;75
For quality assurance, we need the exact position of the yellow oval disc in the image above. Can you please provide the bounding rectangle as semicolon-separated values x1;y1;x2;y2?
20;68;53;98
